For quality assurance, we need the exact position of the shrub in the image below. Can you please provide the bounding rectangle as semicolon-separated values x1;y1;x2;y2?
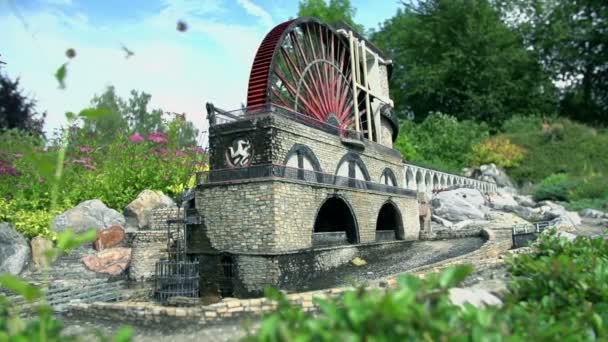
533;173;579;202
471;136;526;168
249;232;608;341
503;116;608;183
396;113;489;173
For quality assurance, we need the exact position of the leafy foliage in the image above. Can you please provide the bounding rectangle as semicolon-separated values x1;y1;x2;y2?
372;0;556;127
496;0;608;125
504;116;608;183
0;72;46;136
533;173;579;202
395;113;489;173
298;0;364;32
250;232;608;341
471;136;526;168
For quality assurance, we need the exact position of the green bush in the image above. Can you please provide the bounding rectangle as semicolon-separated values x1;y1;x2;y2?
471;136;526;168
249;232;608;341
503;116;608;184
533;173;580;202
396;112;489;173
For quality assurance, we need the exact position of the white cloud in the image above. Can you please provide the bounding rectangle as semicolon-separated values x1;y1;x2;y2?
0;0;271;146
237;0;273;27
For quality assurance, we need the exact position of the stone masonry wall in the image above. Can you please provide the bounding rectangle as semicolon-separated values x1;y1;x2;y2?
195;179;419;254
128;231;168;282
150;208;181;231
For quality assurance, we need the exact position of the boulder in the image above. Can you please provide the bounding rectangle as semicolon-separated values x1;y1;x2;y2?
30;236;53;271
431;215;453;228
452;219;491;230
82;247;131;276
502;205;545;222
431;188;490;222
0;223;30;275
513;195;536;208
449;287;503;308
52;199;125;234
94;225;125;251
477;163;515;189
580;208;607;219
487;192;518;210
124;190;176;230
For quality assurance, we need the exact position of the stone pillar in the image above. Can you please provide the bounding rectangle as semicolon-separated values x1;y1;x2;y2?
417;192;432;239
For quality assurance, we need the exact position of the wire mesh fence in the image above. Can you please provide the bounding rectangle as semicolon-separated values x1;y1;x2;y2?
154;260;199;303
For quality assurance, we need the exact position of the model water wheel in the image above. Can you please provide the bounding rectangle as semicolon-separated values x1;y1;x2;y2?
246;18;360;132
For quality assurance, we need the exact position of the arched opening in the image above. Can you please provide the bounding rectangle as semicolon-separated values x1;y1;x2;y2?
283;144;323;182
218;255;234;297
406;168;415;190
380;168;397;187
375;202;403;241
313;196;358;246
432;174;439;191
416;170;424;191
335;153;370;189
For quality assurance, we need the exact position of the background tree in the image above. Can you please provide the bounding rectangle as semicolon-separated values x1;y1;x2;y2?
495;0;608;125
372;0;556;128
0;72;46;136
298;0;364;32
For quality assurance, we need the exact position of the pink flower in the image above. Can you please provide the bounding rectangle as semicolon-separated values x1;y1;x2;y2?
187;146;206;154
129;134;144;143
148;131;168;144
175;150;187;157
13;153;23;159
153;147;168;154
0;160;19;177
79;146;93;153
72;157;92;164
83;164;96;170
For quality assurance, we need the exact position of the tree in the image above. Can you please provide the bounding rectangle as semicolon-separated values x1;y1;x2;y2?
298;0;364;32
495;0;608;125
80;86;129;143
0;72;45;136
372;0;556;128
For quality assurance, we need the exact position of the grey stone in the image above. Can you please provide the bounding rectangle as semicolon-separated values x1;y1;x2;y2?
31;236;53;271
580;208;607;219
52;199;125;234
449;287;503;308
431;214;453;228
487;192;518;210
476;163;515;189
432;188;489;222
0;223;30;275
513;195;536;208
124;190;176;230
502;205;545;222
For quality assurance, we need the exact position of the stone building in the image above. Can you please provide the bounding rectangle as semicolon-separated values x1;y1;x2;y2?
184;18;492;298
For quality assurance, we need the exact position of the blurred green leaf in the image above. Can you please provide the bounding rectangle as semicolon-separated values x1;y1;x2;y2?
0;274;41;301
55;63;67;89
79;108;112;120
113;325;134;342
439;265;473;289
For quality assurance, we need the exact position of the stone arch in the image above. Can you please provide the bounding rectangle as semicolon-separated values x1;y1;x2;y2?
335;152;371;189
405;168;415;190
416;169;425;191
380;168;398;187
424;171;432;192
283;143;323;182
313;195;359;245
440;174;447;189
375;200;404;241
432;173;440;191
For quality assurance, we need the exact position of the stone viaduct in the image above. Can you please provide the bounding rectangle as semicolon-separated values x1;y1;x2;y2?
403;163;498;195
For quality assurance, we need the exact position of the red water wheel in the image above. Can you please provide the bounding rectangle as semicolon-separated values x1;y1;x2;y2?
246;18;356;130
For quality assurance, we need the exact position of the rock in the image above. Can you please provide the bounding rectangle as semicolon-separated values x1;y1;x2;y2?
502;205;545;222
30;236;53;272
94;225;125;251
81;247;131;276
466;163;515;191
555;231;577;241
351;257;367;266
513;195;536;208
124;190;176;230
487;192;518;210
449;287;503;308
0;223;30;275
452;219;490;230
580;208;607;219
52;200;125;234
431;215;453;228
432;188;490;222
547;216;577;232
471;279;509;296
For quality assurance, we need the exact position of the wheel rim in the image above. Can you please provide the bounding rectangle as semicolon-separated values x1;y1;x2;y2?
247;18;357;130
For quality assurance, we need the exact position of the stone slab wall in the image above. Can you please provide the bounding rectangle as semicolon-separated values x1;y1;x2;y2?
128;231;168;282
194;179;419;254
150;208;181;231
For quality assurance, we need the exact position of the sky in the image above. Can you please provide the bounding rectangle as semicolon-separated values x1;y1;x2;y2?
0;0;401;145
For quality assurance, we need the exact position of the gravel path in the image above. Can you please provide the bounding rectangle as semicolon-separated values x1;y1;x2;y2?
60;237;484;341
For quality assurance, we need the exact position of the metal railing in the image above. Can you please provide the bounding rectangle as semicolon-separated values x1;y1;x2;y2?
196;164;417;196
207;103;364;141
154;260;200;303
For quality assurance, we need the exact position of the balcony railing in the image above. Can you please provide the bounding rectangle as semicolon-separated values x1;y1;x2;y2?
196;164;417;196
